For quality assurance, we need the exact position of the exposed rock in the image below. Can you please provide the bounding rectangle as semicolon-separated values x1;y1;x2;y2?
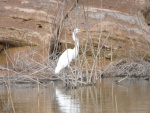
0;0;59;50
0;0;150;66
59;0;150;62
137;0;150;25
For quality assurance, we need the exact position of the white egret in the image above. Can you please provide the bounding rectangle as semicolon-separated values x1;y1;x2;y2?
55;28;85;74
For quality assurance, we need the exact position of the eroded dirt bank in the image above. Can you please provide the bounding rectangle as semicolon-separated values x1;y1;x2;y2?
0;0;150;80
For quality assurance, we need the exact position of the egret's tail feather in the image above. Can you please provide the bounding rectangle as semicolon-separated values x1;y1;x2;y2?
55;66;60;74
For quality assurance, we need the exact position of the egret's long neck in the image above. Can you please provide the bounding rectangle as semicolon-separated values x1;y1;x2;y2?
72;32;79;59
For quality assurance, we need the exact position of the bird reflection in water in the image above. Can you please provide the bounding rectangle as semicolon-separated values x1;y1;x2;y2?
55;88;80;113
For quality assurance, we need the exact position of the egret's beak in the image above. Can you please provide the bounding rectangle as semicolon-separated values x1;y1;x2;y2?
81;30;86;32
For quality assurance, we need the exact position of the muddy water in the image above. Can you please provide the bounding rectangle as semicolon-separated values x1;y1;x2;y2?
0;79;150;113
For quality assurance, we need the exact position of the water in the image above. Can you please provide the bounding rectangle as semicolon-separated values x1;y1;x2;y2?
0;78;150;113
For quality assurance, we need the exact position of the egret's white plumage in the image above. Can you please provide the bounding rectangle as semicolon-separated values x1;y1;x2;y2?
55;28;83;74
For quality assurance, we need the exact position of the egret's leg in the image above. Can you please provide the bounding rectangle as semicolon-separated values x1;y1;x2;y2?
65;67;69;87
65;64;73;87
65;74;67;87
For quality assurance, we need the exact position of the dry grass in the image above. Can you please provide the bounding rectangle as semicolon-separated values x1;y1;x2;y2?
0;0;150;87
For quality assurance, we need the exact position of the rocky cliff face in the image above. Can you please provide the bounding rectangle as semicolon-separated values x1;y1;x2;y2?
59;0;150;63
0;0;150;65
0;0;57;50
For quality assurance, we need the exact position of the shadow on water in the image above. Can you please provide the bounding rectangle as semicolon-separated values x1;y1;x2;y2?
0;78;150;113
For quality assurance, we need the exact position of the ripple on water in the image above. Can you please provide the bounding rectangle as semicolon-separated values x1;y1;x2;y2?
0;79;150;113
